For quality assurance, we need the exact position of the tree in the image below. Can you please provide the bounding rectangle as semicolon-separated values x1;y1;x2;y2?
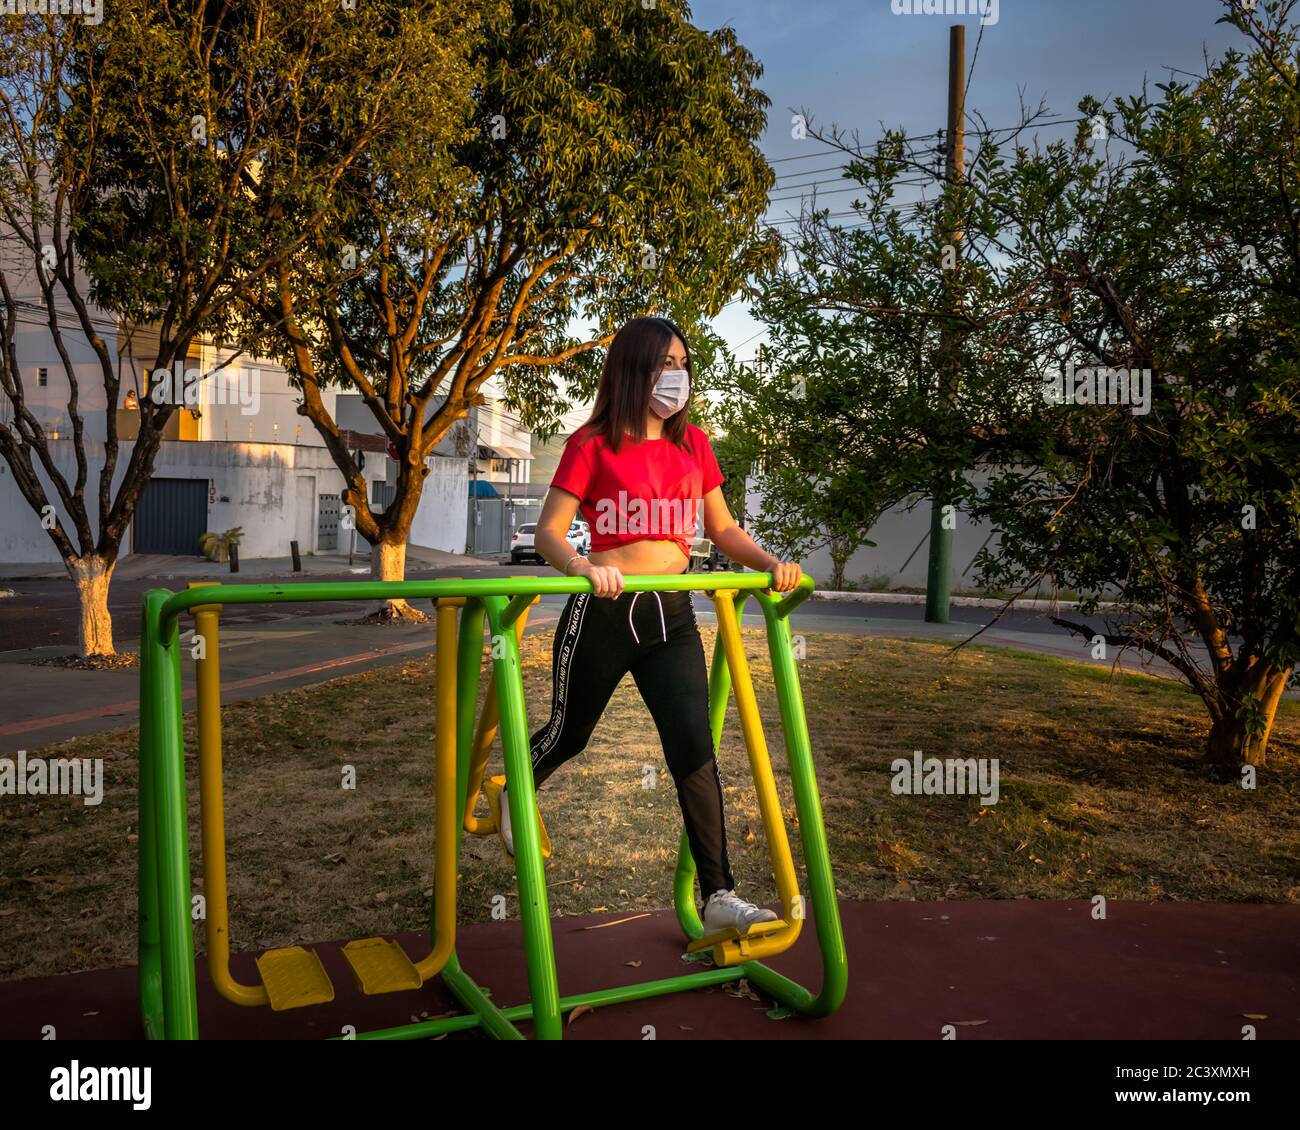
245;0;781;620
710;342;885;588
736;0;1300;772
0;2;465;657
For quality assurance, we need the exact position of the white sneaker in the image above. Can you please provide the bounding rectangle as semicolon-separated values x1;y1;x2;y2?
702;888;779;935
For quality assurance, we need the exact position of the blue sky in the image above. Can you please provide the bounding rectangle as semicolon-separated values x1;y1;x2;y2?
691;0;1247;360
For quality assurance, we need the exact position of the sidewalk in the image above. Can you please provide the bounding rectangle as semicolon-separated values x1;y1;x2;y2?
0;544;492;583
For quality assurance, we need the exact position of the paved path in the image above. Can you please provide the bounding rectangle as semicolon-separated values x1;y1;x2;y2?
0;899;1295;1040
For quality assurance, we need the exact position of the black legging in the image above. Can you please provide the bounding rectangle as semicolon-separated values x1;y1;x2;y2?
527;587;735;897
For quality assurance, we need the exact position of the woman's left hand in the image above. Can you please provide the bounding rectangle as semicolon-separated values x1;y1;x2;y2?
766;558;803;592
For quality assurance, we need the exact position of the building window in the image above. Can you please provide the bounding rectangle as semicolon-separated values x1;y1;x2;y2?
36;367;47;387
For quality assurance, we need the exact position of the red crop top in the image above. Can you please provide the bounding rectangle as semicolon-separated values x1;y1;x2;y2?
549;423;725;558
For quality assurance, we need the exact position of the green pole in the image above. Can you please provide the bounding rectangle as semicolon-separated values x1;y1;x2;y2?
751;588;849;1016
482;594;562;1039
137;590;167;1040
143;589;200;1038
924;494;952;624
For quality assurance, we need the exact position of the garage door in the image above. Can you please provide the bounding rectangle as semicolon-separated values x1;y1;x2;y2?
134;478;209;556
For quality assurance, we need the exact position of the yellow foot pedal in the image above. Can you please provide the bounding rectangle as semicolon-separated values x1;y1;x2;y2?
686;918;790;964
341;937;423;995
254;946;335;1011
484;775;552;860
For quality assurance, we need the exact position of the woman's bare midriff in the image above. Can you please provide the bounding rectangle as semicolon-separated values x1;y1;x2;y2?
587;538;689;577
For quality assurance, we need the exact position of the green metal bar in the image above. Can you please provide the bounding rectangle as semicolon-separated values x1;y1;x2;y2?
925;492;953;624
500;592;536;630
155;572;813;631
440;598;530;1040
439;950;526;1041
739;958;816;1012
148;589;201;1038
751;588;848;1017
139;570;840;1040
482;594;563;1040
352;963;749;1040
137;590;167;1040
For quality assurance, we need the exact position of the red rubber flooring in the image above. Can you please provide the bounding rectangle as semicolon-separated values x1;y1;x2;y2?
2;899;1297;1040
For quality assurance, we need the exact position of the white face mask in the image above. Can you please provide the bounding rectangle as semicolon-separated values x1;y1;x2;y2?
650;368;690;418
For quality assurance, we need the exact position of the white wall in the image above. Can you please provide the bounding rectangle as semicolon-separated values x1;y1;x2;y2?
409;456;470;554
744;476;1000;591
0;439;385;564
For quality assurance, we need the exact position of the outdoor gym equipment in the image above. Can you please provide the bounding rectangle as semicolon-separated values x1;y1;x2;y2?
137;572;847;1039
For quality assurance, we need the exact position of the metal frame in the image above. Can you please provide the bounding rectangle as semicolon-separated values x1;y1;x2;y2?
137;572;847;1039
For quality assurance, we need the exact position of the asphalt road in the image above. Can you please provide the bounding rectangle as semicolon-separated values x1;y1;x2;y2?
0;560;1108;653
3;559;1178;751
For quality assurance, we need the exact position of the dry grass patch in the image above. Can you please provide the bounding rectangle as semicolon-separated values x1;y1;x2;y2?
2;625;1297;982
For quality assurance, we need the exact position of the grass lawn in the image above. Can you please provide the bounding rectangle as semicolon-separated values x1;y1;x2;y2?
2;625;1298;982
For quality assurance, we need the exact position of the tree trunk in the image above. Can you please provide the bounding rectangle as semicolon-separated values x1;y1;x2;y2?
827;532;855;591
366;537;428;624
1204;664;1292;772
67;554;116;657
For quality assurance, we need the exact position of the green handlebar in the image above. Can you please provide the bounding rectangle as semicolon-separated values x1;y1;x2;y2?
158;570;815;626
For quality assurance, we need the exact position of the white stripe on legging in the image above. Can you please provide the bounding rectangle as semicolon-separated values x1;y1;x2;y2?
532;592;591;768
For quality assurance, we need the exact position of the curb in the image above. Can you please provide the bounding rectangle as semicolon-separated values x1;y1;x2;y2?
810;590;1116;612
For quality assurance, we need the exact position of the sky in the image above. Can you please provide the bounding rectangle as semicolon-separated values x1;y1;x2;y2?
689;0;1248;363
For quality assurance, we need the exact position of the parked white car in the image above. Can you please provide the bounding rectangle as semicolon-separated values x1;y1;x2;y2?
511;520;588;564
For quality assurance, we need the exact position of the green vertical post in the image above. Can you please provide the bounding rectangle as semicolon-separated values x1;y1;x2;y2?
482;594;562;1040
142;589;199;1038
749;588;849;1015
924;496;952;624
137;590;167;1040
438;595;526;1040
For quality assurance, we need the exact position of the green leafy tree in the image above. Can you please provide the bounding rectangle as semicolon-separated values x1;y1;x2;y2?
244;0;780;619
738;0;1299;772
0;2;464;656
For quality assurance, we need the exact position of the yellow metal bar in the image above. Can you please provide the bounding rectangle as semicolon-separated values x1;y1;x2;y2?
706;589;803;965
413;596;464;981
188;582;269;1008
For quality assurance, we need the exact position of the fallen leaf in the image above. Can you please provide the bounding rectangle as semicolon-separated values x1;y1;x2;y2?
567;1005;594;1026
949;1019;989;1027
1241;1013;1268;1020
723;979;761;1002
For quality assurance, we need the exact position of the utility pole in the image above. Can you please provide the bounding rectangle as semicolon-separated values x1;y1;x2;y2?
924;24;965;625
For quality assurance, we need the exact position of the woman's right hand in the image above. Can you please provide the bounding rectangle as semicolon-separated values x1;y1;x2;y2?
572;559;625;598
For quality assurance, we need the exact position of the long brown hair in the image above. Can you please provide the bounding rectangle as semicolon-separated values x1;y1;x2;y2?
571;316;693;455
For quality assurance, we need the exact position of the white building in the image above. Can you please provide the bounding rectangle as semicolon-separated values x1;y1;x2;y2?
0;316;489;564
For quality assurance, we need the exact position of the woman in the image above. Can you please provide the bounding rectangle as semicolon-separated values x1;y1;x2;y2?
497;315;803;936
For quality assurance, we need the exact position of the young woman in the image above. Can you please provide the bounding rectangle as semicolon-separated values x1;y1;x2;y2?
498;315;803;936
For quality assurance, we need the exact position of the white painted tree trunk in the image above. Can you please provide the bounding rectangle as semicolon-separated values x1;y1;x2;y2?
370;538;425;621
68;554;116;657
